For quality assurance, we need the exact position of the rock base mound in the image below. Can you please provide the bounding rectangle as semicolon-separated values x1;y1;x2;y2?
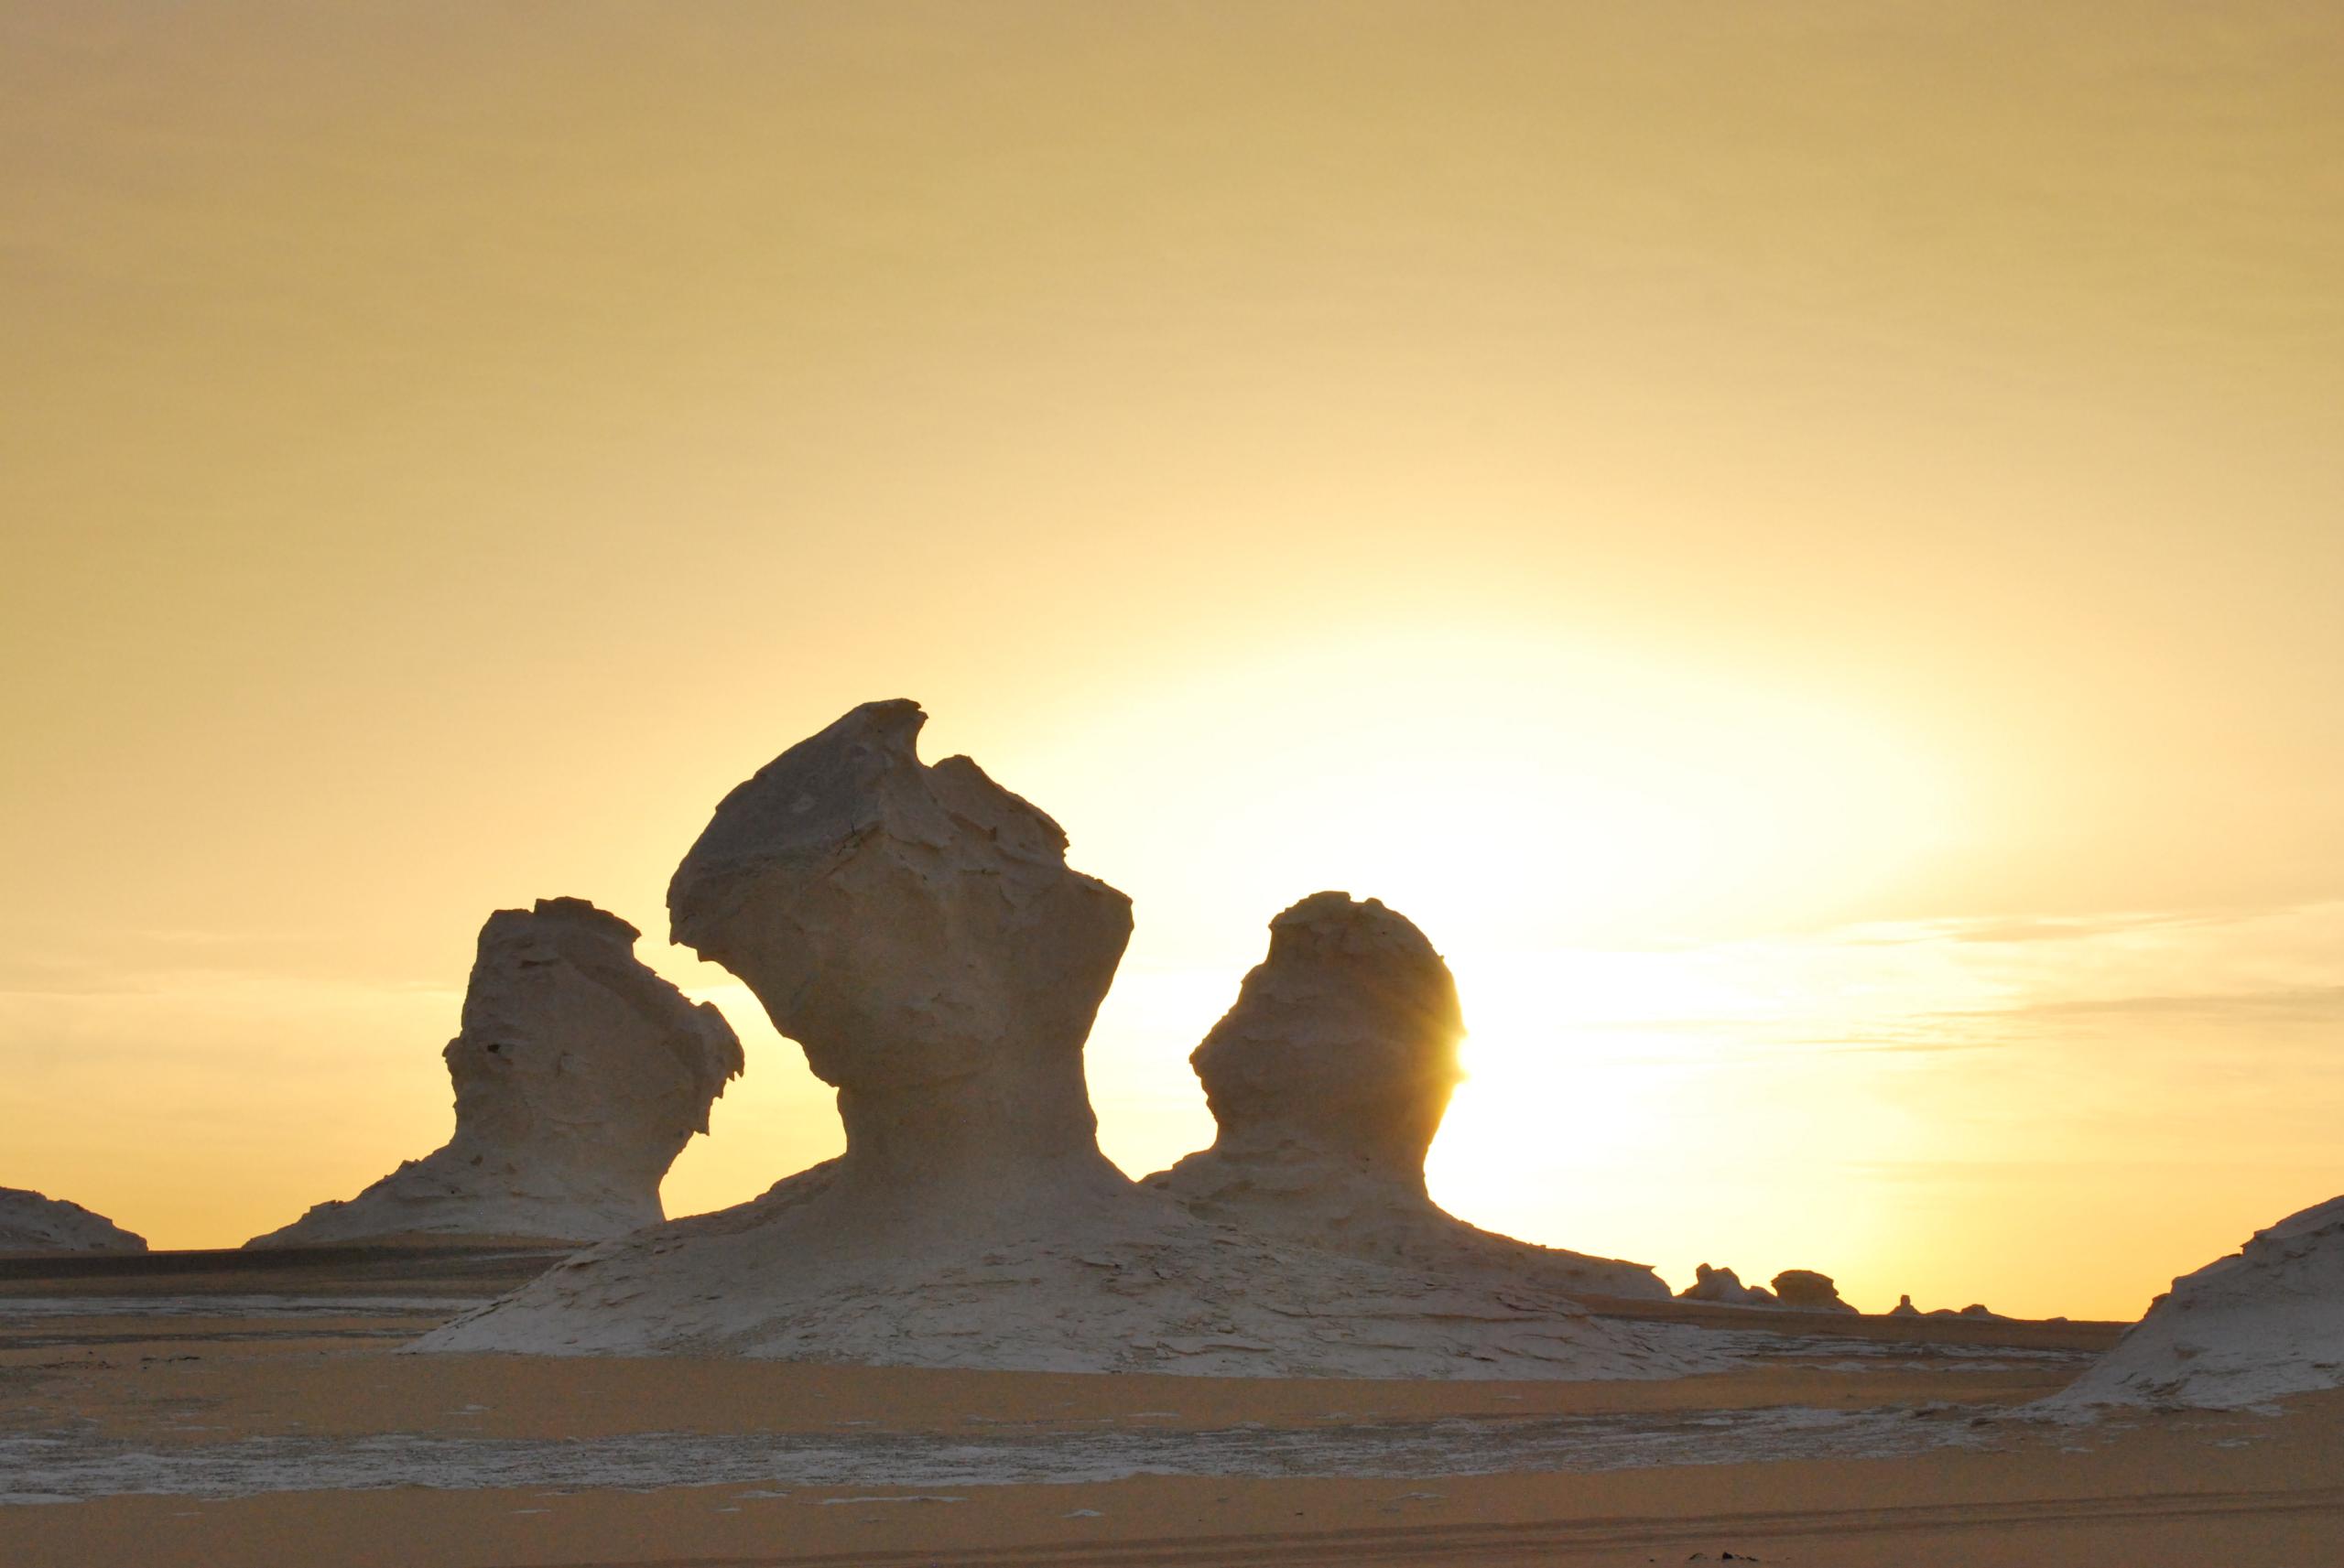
419;1170;1697;1376
2038;1195;2344;1412
0;1187;146;1254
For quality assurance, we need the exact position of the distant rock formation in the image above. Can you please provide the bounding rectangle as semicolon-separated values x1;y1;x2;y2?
1679;1263;1775;1306
1145;892;1668;1300
419;700;1698;1378
1770;1269;1858;1314
2039;1195;2344;1412
1889;1292;2009;1321
0;1187;146;1254
1677;1265;1855;1312
247;899;741;1248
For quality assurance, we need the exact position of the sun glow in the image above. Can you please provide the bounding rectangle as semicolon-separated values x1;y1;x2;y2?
1019;629;1965;954
999;627;1982;1300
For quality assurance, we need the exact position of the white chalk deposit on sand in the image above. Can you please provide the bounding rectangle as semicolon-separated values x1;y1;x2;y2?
247;899;741;1249
1145;892;1668;1301
0;1187;145;1254
0;1405;1974;1504
2039;1195;2344;1413
419;700;1696;1377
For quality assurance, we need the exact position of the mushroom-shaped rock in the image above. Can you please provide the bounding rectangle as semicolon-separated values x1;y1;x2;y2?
0;1187;146;1254
1889;1293;1921;1317
418;702;1697;1378
2037;1194;2344;1413
666;697;1134;1210
1679;1263;1774;1306
246;898;742;1248
1771;1269;1859;1314
1145;892;1668;1300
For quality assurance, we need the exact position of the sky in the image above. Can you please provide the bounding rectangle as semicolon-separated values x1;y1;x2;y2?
4;2;2339;1319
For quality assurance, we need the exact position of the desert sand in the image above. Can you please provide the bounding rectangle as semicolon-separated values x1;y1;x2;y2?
6;1246;2341;1567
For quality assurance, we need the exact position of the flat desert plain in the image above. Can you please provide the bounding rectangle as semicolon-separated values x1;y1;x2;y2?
3;1247;2338;1566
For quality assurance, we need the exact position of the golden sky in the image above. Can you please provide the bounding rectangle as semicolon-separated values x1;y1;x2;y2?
5;3;2339;1319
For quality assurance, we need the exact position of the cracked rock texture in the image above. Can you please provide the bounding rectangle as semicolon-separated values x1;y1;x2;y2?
247;899;741;1248
420;701;1697;1378
1145;892;1668;1301
0;1187;146;1253
2039;1194;2344;1412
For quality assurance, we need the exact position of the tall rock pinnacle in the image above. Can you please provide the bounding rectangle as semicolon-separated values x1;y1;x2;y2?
246;898;742;1248
667;698;1134;1208
1149;892;1669;1300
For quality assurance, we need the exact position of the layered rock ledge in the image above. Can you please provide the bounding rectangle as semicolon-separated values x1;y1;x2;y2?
0;1187;146;1254
2038;1194;2344;1412
247;898;741;1248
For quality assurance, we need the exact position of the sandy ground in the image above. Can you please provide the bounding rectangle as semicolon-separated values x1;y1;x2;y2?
2;1247;2335;1566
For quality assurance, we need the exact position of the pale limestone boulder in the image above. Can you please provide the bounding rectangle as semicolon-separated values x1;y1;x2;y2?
247;899;741;1248
1770;1269;1859;1314
420;701;1698;1378
1679;1262;1775;1305
0;1187;146;1254
1146;892;1669;1300
2039;1194;2344;1412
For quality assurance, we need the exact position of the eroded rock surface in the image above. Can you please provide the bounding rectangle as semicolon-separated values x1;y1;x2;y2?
0;1187;146;1254
248;899;741;1248
1145;892;1668;1300
2039;1195;2344;1412
1680;1263;1774;1306
419;701;1696;1377
1679;1265;1860;1312
1771;1269;1858;1314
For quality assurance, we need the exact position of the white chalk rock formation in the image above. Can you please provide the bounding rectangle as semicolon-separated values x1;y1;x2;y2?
1678;1265;1858;1312
0;1187;146;1254
1144;892;1669;1300
1889;1293;1921;1317
2039;1195;2344;1412
420;701;1696;1377
1679;1263;1775;1306
1770;1269;1859;1314
248;899;741;1248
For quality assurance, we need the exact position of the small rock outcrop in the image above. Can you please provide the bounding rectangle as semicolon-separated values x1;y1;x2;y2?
1770;1269;1859;1314
247;899;741;1248
0;1187;146;1254
1889;1293;1921;1317
1677;1265;1856;1312
2039;1195;2344;1412
1145;892;1668;1299
1679;1263;1775;1306
419;701;1697;1377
